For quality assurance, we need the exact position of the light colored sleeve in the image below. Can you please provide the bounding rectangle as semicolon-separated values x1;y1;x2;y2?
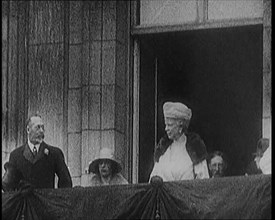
194;159;210;179
149;163;159;182
259;146;271;174
115;173;129;185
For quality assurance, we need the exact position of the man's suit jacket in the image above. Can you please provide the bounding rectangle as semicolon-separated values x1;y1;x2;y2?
9;141;72;189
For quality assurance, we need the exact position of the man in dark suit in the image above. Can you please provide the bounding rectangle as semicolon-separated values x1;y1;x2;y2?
6;114;72;190
207;151;228;178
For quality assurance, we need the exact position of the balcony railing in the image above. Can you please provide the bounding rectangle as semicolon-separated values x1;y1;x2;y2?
2;174;271;220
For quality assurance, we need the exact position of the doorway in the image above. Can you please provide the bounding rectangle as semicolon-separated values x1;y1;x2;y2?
138;24;263;183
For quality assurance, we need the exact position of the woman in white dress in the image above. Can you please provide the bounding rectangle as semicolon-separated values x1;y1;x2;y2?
150;102;209;182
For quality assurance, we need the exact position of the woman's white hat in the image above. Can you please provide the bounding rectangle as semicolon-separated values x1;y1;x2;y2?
88;148;122;174
163;102;192;120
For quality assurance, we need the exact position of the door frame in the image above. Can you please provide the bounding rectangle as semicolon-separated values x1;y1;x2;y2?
131;1;268;183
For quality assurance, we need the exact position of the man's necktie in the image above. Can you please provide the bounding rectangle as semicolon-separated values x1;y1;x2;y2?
33;146;38;157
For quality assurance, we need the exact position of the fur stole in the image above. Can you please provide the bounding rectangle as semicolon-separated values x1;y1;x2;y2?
154;132;208;165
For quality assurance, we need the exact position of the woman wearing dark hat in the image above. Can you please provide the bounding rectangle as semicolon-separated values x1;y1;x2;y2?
88;148;128;186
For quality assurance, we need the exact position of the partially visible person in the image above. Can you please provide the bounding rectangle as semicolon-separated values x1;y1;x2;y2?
245;138;269;175
207;151;228;178
149;102;209;182
259;144;271;175
3;114;72;191
2;162;23;192
88;148;128;186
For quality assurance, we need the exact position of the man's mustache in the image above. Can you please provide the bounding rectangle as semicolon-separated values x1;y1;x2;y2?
36;133;45;139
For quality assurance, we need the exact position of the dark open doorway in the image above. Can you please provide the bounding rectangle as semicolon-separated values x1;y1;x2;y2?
138;24;263;183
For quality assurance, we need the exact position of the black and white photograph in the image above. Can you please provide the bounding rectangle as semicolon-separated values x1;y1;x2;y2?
2;0;271;219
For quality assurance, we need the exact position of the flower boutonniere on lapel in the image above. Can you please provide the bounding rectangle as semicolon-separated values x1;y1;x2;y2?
44;148;49;156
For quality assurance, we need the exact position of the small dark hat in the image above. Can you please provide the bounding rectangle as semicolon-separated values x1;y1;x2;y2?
253;138;269;156
257;138;269;151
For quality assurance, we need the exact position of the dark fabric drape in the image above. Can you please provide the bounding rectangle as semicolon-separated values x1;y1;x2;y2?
2;174;271;219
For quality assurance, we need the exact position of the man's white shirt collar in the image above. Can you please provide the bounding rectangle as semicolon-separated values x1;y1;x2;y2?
28;139;40;153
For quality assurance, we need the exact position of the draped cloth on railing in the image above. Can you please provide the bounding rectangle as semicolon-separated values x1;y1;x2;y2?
2;174;271;220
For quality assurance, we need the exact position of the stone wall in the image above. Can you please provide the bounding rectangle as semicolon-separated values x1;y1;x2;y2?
1;1;130;186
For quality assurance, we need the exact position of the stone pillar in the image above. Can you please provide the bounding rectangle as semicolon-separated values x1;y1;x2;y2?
262;0;271;142
78;1;130;186
2;1;9;174
27;1;67;163
101;0;129;182
67;0;83;187
2;1;28;174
